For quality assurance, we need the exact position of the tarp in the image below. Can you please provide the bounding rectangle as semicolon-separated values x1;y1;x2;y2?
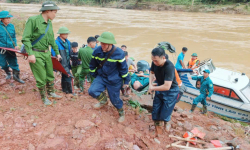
0;47;68;76
176;69;193;72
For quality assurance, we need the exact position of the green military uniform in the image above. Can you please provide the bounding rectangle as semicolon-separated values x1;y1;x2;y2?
71;65;81;86
22;1;61;105
78;46;94;91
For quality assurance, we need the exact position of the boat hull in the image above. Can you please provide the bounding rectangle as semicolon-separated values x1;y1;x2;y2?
180;93;250;122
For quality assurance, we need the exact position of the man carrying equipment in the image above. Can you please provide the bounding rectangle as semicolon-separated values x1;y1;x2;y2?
22;1;62;105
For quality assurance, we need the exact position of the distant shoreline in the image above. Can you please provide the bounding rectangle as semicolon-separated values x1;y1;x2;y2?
2;1;250;15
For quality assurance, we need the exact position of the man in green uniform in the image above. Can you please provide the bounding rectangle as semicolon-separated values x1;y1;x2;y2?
78;37;96;92
22;1;62;105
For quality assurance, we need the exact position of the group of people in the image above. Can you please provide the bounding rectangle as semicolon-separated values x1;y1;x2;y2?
0;1;214;136
175;47;214;115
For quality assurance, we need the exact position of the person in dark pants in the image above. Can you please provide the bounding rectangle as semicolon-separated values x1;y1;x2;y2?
0;11;24;83
189;69;214;114
88;32;130;123
149;48;179;136
51;27;73;94
70;42;81;90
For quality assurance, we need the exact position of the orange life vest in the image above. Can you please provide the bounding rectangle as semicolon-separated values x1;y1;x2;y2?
188;59;200;69
175;69;182;86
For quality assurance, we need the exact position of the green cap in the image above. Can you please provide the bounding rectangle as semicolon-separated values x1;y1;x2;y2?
39;1;60;12
129;57;135;61
57;27;70;34
0;11;13;19
97;32;117;44
203;69;210;74
191;53;198;57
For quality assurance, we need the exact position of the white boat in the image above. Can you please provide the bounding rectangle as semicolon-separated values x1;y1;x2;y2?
179;59;250;122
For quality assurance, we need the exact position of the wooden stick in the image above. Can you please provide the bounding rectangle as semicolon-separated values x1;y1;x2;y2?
204;147;233;150
172;143;233;150
172;144;203;150
186;141;190;147
166;140;183;148
169;135;207;144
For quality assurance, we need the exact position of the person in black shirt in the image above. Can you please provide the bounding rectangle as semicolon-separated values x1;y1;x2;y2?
149;48;179;136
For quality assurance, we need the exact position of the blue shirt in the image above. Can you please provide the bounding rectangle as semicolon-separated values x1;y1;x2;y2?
175;52;185;69
93;43;98;50
192;76;214;98
0;21;17;48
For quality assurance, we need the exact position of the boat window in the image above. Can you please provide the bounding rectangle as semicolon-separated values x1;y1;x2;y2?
241;83;250;101
213;85;230;97
230;91;240;100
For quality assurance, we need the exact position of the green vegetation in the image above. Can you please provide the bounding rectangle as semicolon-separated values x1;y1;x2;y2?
128;100;146;113
216;114;249;127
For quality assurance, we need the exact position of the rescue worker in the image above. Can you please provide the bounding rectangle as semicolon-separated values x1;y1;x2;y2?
78;37;96;92
70;42;81;90
187;53;200;70
189;69;214;114
149;48;179;136
88;32;130;123
0;11;25;83
175;47;188;69
22;1;62;105
51;27;73;94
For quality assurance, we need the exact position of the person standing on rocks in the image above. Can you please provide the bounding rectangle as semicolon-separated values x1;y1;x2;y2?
88;32;130;123
189;69;214;114
51;27;73;94
149;48;179;136
0;11;25;84
22;1;62;105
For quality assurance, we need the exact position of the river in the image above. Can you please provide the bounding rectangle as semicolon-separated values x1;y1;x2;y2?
2;3;250;76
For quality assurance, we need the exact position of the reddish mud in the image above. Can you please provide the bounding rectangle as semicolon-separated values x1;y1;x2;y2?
0;56;249;150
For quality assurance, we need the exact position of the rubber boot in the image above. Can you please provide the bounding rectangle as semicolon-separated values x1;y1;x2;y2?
3;68;11;80
190;104;197;113
87;74;91;83
38;86;52;105
118;108;125;123
155;121;163;136
201;105;207;114
46;81;62;100
93;92;108;109
164;121;171;132
79;80;84;92
67;82;73;94
61;82;68;93
13;70;25;84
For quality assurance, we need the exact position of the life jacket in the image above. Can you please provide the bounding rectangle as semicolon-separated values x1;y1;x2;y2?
175;69;182;86
188;58;200;69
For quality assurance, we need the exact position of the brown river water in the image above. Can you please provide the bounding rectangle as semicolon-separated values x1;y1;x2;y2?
1;3;250;109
